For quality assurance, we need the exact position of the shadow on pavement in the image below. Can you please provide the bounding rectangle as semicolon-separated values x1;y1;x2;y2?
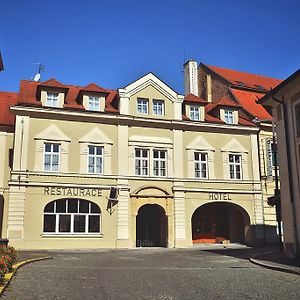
201;245;300;270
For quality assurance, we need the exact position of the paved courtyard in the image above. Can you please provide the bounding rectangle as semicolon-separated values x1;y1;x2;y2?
2;246;300;300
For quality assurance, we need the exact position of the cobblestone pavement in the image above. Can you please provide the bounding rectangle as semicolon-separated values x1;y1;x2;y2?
3;246;300;300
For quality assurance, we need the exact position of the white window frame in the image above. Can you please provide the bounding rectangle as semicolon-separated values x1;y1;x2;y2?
46;92;59;107
137;98;149;114
87;145;103;174
88;96;100;111
135;148;149;176
153;100;164;116
43;199;101;235
194;152;208;179
224;110;234;124
190;106;200;121
153;149;167;177
229;154;242;180
44;143;60;172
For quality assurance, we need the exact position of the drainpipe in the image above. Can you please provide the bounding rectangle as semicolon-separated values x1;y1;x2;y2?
272;94;300;258
271;119;283;251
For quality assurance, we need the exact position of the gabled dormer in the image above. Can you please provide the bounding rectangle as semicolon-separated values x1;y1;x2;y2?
37;79;68;108
183;93;207;121
119;73;184;120
207;97;240;125
77;83;108;112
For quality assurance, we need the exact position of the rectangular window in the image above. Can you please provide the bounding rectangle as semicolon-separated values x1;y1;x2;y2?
88;145;103;174
224;110;234;124
266;139;275;179
137;99;149;114
88;96;100;111
194;152;208;179
135;149;149;176
153;150;167;177
153;100;164;116
229;154;242;179
46;92;59;107
44;143;60;172
190;106;200;121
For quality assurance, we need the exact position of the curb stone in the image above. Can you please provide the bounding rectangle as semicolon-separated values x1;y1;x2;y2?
0;256;53;296
249;251;300;276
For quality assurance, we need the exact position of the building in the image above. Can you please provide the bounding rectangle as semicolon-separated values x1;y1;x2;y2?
259;69;300;258
184;61;282;243
0;73;265;250
0;91;18;236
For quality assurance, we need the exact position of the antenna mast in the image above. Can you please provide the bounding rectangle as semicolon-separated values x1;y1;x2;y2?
32;63;45;82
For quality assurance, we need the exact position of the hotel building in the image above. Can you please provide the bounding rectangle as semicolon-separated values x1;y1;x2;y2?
184;61;282;243
0;73;265;249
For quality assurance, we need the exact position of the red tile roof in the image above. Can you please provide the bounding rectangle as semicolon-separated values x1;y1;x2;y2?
39;78;68;89
238;116;256;126
204;64;282;91
18;79;118;113
184;93;207;104
4;77;255;127
0;92;18;126
230;88;272;120
206;96;240;113
81;83;108;94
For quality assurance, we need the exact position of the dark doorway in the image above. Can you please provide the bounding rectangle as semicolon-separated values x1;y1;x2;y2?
192;203;247;244
136;204;167;247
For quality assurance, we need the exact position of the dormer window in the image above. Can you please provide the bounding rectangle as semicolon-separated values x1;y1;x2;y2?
224;110;234;124
137;98;149;114
190;105;200;121
153;100;164;116
88;96;100;111
46;92;59;107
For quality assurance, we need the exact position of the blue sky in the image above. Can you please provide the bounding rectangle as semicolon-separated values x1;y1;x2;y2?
0;0;299;93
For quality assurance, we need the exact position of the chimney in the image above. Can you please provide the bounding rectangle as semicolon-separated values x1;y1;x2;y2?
206;74;212;102
183;60;198;96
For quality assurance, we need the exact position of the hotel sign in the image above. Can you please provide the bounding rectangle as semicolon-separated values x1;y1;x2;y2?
209;192;232;201
44;187;102;197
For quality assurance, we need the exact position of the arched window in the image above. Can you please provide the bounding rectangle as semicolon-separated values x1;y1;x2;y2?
43;199;101;234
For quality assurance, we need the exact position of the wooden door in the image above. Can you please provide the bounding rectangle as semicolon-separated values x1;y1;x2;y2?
192;208;216;243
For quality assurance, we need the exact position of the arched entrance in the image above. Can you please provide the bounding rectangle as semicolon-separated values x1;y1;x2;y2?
136;204;167;247
191;202;250;244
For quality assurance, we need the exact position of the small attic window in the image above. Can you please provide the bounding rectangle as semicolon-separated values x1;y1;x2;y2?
224;110;234;124
46;92;59;107
254;84;265;90
235;81;246;87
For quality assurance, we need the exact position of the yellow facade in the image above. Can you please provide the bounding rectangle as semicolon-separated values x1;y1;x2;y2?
2;73;269;249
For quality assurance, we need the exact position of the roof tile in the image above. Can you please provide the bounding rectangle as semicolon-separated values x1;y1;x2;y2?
0;92;18;126
205;64;282;91
230;88;272;120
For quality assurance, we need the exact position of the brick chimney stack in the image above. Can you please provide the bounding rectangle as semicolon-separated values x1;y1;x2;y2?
183;60;198;96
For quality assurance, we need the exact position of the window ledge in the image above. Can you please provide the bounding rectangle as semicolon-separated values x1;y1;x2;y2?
41;234;103;238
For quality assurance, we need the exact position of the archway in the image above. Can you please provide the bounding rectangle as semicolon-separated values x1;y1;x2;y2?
136;204;167;247
191;202;250;244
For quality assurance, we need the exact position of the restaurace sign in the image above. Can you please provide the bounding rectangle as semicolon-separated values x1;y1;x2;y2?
44;187;102;197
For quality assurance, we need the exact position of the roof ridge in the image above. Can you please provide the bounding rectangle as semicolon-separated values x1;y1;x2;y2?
205;64;282;81
0;91;19;95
